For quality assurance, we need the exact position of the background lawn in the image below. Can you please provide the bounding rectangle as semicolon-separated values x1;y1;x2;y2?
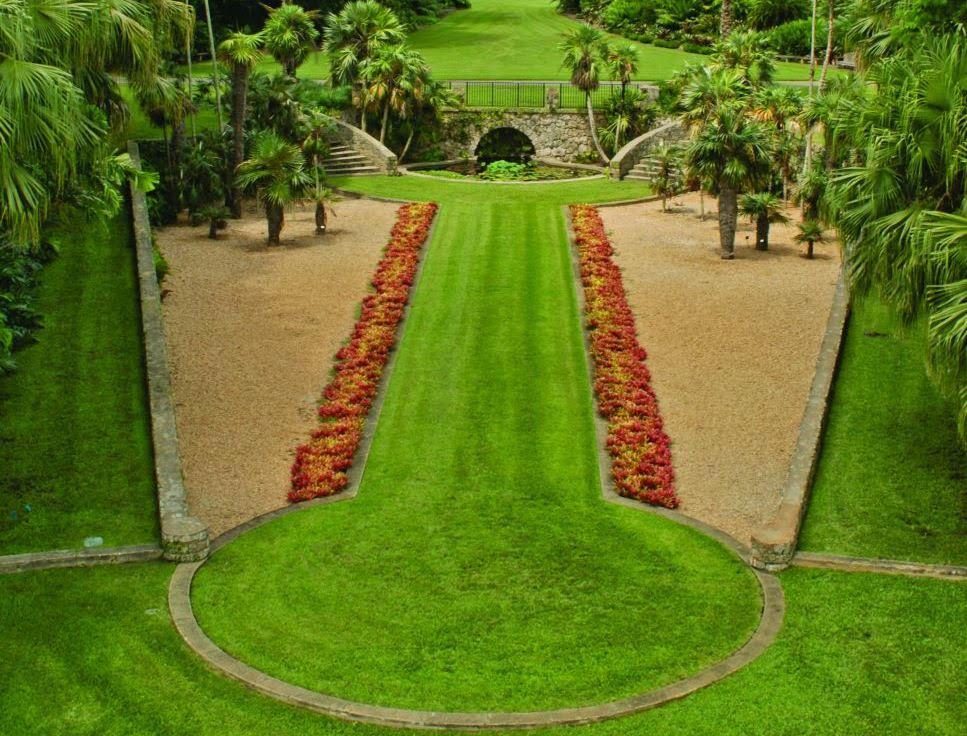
188;0;823;82
800;297;966;566
192;176;761;712
2;563;964;735
0;213;158;555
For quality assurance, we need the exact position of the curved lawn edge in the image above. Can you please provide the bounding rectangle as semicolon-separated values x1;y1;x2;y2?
167;498;782;731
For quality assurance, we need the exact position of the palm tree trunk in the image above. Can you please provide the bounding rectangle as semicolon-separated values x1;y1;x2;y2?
721;0;734;37
718;185;738;259
208;217;218;239
228;64;250;218
315;202;327;234
400;129;415;163
807;240;815;259
201;0;223;130
819;0;835;90
586;93;609;164
267;203;284;245
756;214;769;250
380;97;391;144
699;188;705;220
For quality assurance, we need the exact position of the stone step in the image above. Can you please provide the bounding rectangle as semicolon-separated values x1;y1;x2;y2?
323;164;380;175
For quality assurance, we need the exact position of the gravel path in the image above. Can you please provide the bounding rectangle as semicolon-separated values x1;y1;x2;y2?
601;193;841;545
158;199;399;536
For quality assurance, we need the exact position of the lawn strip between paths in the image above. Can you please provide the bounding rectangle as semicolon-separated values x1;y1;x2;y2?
167;190;782;730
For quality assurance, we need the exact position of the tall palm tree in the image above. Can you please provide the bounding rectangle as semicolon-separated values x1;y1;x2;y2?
712;30;776;88
608;42;639;97
263;2;320;79
359;44;429;144
218;32;264;217
679;66;746;132
559;25;611;164
740;192;789;250
324;0;406;86
685;104;772;259
235;132;313;245
398;79;460;163
721;0;734;37
301;111;333;234
200;0;224;130
819;0;837;88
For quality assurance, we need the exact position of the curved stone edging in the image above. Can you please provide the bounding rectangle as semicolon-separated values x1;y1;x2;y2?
400;169;606;185
166;195;785;732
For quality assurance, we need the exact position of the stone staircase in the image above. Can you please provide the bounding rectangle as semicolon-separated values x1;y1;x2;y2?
321;143;382;176
624;155;680;182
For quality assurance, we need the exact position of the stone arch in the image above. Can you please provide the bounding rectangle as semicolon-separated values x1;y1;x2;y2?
473;126;537;164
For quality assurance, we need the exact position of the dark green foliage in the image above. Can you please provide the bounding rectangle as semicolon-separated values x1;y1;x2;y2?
474;127;536;164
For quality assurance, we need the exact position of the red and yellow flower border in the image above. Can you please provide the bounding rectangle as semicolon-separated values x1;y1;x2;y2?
570;205;679;509
289;202;438;502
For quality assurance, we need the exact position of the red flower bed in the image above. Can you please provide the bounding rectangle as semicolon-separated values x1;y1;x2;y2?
289;202;438;502
570;204;679;509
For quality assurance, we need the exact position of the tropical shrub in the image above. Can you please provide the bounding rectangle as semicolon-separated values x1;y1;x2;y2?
570;205;678;509
290;203;438;501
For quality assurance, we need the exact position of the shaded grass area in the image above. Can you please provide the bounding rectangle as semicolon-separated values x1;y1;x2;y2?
0;214;158;554
192;176;760;711
1;564;964;735
800;297;966;565
188;0;824;82
119;85;219;142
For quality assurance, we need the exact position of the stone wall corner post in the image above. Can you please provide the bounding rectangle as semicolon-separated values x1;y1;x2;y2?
126;140;210;563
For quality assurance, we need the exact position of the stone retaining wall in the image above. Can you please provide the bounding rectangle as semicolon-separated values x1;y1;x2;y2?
127;142;210;563
609;119;688;179
330;118;398;174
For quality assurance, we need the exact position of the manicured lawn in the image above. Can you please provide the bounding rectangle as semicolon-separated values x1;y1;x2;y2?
192;176;761;711
189;0;822;82
2;563;964;735
0;214;158;554
119;85;219;141
800;297;966;565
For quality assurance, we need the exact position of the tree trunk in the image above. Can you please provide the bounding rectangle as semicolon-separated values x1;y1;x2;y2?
201;0;223;130
718;185;738;259
699;189;705;220
315;201;327;234
208;217;219;239
228;64;250;218
819;0;835;90
400;129;415;163
807;240;815;259
266;203;284;245
720;0;734;37
756;214;769;250
586;93;609;164
380;96;391;144
285;59;297;79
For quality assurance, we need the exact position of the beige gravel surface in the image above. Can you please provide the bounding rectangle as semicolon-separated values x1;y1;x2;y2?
158;199;399;536
601;192;841;545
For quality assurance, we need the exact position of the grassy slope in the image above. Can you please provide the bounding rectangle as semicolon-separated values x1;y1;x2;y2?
190;0;820;81
0;214;158;554
1;563;964;735
800;297;966;565
192;176;760;711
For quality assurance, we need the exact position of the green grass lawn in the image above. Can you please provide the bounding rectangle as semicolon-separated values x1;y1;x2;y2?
189;0;822;82
0;213;158;555
119;84;219;142
800;297;966;565
192;176;761;711
2;563;964;735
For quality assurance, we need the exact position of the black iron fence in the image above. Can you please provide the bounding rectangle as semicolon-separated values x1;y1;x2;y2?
442;80;658;110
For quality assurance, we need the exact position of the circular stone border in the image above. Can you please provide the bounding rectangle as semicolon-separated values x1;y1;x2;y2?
168;497;784;731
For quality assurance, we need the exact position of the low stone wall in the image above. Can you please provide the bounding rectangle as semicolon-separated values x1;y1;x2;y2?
750;274;850;571
127;142;210;563
330;118;398;175
609;119;688;179
440;108;605;162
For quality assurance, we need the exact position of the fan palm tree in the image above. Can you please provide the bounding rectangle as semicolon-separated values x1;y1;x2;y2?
559;25;612;164
218;32;264;217
608;43;639;97
679;66;746;132
650;143;682;212
324;0;406;86
740;192;789;250
794;219;827;259
235;132;313;245
712;30;776;88
359;44;430;144
398;79;459;163
685;104;772;259
301;111;334;234
263;2;320;79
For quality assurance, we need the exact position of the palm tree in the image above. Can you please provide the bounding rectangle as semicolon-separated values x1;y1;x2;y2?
650;144;682;212
721;0;734;37
608;43;639;97
819;0;838;88
200;0;224;130
359;44;430;144
263;2;321;79
301;111;334;234
679;66;746;132
712;30;776;88
685;104;772;259
794;219;826;259
218;32;264;217
235;132;313;245
559;25;612;164
324;0;406;86
740;193;789;250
